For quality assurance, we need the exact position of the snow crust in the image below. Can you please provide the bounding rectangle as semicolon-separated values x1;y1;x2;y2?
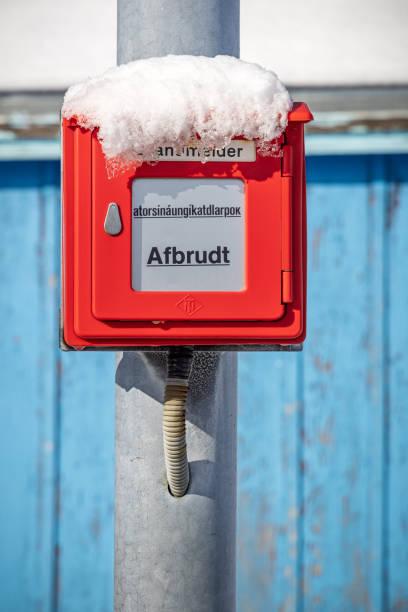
62;55;292;170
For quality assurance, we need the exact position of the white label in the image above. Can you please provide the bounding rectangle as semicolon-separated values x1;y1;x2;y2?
132;178;245;292
155;140;255;162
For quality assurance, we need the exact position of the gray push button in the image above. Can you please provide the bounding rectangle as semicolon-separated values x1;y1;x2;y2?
104;203;122;235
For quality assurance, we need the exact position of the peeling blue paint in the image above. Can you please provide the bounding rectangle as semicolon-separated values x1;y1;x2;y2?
0;154;408;611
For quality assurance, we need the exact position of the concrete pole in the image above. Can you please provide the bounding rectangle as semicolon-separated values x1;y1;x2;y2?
115;3;239;611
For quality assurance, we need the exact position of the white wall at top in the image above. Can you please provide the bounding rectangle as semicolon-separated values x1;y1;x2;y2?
0;0;116;90
241;0;408;86
0;0;407;90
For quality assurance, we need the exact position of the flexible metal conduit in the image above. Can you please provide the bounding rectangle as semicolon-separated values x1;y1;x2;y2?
163;347;194;497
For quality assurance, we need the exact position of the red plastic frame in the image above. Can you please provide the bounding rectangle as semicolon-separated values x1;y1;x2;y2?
62;102;312;348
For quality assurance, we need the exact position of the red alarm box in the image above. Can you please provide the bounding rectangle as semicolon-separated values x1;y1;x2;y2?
61;102;312;349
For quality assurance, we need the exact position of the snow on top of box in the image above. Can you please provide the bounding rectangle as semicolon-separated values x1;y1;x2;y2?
62;55;292;170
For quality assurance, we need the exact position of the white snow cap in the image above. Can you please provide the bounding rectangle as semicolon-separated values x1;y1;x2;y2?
63;55;292;168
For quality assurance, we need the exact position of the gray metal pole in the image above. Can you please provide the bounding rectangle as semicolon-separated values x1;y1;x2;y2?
117;0;239;61
115;2;239;611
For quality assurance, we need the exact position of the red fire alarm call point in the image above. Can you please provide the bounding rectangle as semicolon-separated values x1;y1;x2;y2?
61;102;313;350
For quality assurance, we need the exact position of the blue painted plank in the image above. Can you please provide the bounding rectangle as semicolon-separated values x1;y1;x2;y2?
0;160;115;612
238;352;301;612
0;161;60;611
386;155;408;611
2;153;408;612
302;156;386;610
57;351;115;612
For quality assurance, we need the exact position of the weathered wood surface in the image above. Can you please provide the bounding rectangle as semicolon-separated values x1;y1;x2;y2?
0;154;407;611
238;154;408;612
0;162;114;612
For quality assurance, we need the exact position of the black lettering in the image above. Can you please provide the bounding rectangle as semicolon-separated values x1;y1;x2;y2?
164;246;172;264
209;246;222;264
146;246;231;266
147;247;163;265
227;147;236;157
173;247;185;264
195;250;207;264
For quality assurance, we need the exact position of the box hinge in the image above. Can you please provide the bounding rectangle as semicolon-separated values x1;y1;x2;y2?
282;270;293;303
281;145;294;303
281;144;293;177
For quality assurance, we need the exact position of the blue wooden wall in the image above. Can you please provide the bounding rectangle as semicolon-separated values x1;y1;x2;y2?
0;154;407;611
0;162;115;612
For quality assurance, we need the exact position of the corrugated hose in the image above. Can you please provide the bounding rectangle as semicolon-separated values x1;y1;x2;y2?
163;347;194;497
